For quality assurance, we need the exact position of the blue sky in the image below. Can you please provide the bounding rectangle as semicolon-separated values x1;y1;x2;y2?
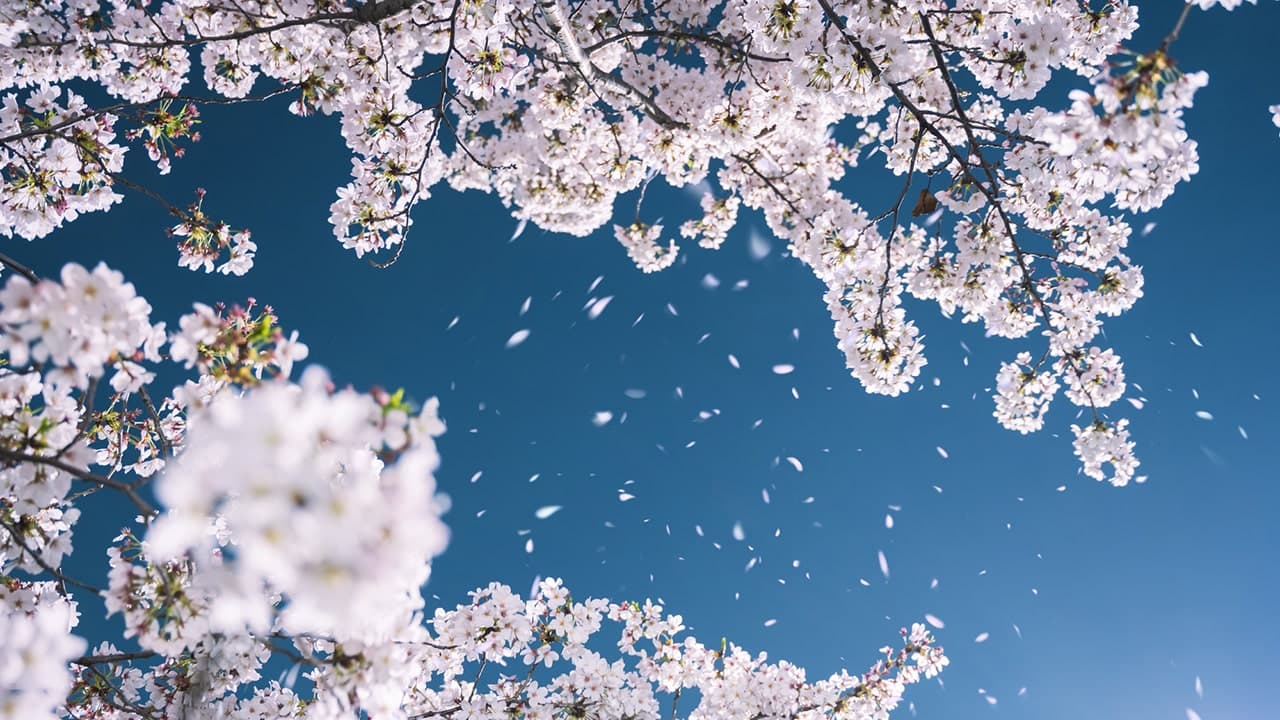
18;2;1280;718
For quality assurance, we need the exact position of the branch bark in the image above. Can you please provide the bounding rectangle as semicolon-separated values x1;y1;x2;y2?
534;0;686;129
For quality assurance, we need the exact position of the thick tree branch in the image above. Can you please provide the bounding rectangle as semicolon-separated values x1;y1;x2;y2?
534;0;686;129
72;650;158;667
15;0;423;52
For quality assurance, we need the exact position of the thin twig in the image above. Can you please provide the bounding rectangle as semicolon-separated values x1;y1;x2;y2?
0;447;156;516
0;515;104;594
0;251;39;283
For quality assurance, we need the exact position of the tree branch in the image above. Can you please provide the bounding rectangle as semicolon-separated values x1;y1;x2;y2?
72;650;158;667
0;447;156;516
0;515;104;594
0;251;39;283
534;0;686;129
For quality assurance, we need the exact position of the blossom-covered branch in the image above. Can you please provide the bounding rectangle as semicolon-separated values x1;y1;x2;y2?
0;262;944;719
5;0;1268;481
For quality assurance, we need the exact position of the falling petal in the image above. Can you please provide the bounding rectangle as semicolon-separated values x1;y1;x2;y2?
974;632;990;643
749;229;772;260
446;316;460;330
1189;332;1203;347
885;514;894;529
878;550;890;579
592;411;614;426
618;492;635;502
1186;710;1202;720
772;363;795;375
785;456;804;472
505;329;531;348
702;273;721;289
511;217;528;241
587;295;614;319
1195;676;1203;699
732;522;745;541
936;446;949;459
729;354;741;368
535;505;562;520
924;614;945;629
762;488;771;504
1195;410;1214;421
525;538;534;553
519;296;532;316
763;618;777;627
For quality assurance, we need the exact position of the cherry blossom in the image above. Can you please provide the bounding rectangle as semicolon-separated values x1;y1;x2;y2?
1;1;1275;715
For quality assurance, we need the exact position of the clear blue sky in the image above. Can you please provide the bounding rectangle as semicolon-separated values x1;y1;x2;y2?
21;2;1279;718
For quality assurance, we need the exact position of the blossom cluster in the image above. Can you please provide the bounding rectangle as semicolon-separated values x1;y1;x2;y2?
0;88;124;239
139;365;450;647
0;580;84;720
614;222;678;273
1071;419;1139;487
